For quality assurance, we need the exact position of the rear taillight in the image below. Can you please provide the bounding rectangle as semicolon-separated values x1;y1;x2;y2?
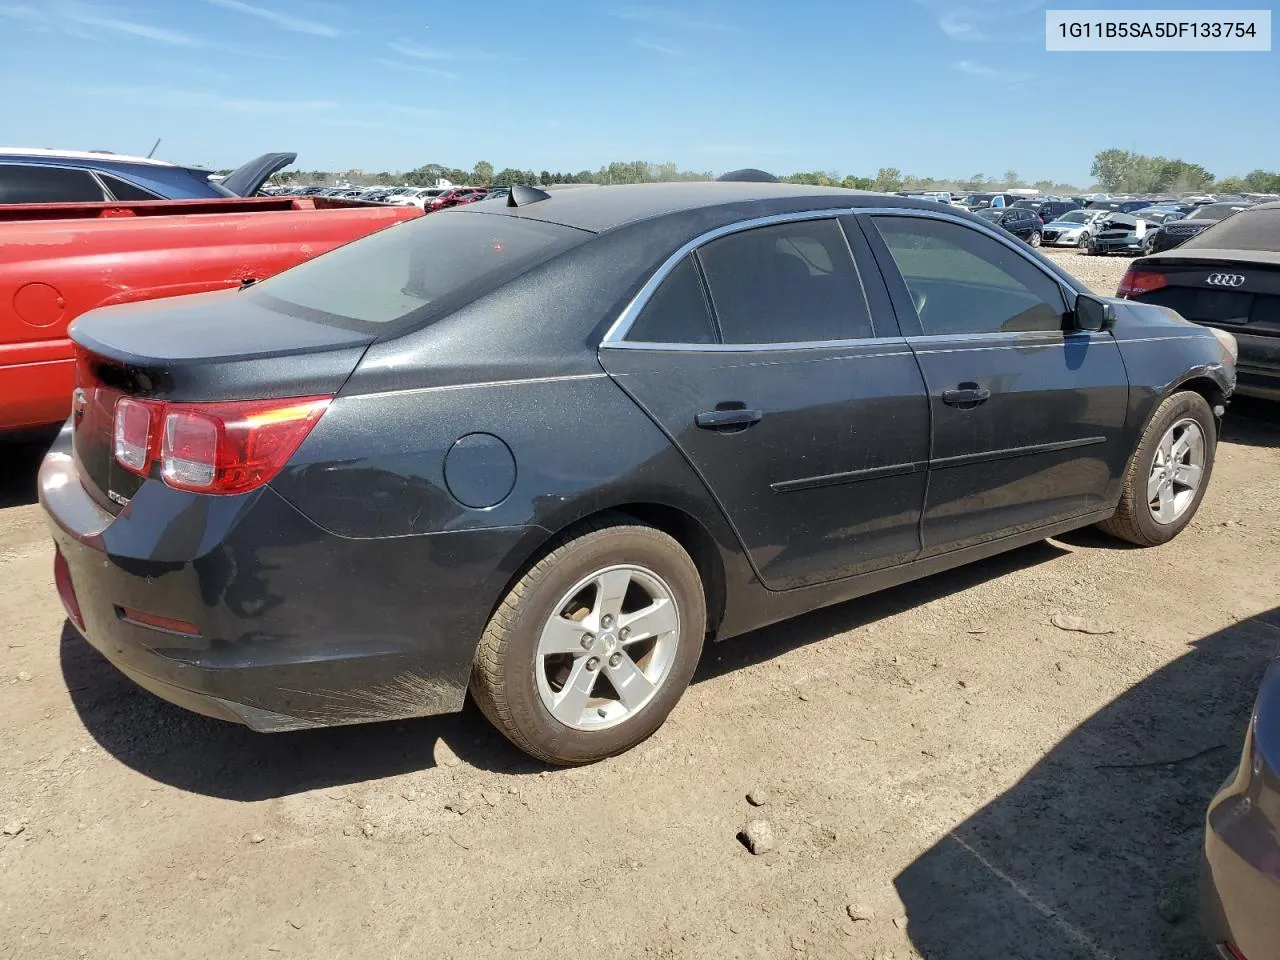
113;397;157;476
1117;269;1168;298
111;395;331;495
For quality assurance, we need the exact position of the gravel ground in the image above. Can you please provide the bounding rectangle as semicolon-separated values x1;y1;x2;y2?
2;250;1277;960
1040;245;1132;295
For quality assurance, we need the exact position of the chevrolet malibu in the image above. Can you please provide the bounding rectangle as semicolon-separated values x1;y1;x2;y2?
41;183;1238;765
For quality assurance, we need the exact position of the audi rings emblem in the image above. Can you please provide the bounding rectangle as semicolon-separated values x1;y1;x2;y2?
1206;273;1246;288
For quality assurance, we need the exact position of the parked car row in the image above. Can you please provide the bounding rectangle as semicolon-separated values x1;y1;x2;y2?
266;182;512;210
892;187;1275;257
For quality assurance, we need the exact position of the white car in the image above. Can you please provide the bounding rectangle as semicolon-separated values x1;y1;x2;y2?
1040;208;1110;248
387;187;449;209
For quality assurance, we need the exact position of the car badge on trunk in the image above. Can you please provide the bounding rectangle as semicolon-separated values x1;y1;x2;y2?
1206;273;1246;288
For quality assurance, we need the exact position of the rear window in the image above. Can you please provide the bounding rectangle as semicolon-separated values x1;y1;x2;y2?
1187;204;1246;222
249;211;588;332
1184;209;1279;251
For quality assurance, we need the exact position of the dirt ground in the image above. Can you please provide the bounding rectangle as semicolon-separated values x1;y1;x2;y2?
2;249;1278;960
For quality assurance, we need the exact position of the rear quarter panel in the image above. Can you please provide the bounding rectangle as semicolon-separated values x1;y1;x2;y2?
269;373;755;640
0;205;418;431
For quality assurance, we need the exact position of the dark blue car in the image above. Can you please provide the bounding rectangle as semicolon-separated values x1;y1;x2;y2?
0;149;295;203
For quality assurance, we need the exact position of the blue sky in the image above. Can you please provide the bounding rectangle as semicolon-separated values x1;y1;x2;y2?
0;0;1275;182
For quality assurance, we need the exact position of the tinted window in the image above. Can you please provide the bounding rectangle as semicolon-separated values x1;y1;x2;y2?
873;215;1067;336
99;174;162;201
252;212;587;331
696;220;874;344
625;256;716;344
0;164;106;203
1183;208;1278;251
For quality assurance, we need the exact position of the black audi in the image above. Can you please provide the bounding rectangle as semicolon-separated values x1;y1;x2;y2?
1119;201;1279;401
41;183;1237;764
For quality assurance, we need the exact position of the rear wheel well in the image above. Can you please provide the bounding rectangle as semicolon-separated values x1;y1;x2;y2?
499;504;728;640
609;504;726;637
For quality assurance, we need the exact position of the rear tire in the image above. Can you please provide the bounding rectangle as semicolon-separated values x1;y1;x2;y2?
470;518;706;765
1029;230;1042;247
1096;391;1216;546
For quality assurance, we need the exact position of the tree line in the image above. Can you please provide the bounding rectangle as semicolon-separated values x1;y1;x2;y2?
259;151;1280;195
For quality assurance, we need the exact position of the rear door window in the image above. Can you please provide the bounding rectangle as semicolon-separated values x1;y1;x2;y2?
625;256;717;344
696;220;875;343
0;164;107;203
99;174;163;201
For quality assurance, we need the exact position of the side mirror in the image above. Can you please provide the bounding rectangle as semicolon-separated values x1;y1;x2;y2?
1074;293;1116;332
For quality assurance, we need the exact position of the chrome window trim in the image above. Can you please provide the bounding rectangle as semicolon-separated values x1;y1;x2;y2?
601;205;1083;351
604;337;910;354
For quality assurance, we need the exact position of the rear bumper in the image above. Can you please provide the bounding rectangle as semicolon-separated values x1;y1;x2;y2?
40;438;536;731
1092;236;1147;253
1233;333;1280;401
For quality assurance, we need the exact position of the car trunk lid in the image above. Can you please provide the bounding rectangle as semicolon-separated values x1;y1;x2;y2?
70;290;373;513
1124;256;1280;337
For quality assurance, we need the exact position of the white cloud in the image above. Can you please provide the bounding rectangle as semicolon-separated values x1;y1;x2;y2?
203;0;340;38
940;12;986;39
634;37;682;56
0;3;42;20
953;59;1031;81
76;83;338;113
924;0;1046;42
386;40;504;61
375;57;458;80
68;13;200;45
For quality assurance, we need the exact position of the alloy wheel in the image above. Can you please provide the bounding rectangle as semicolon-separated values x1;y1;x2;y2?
1148;418;1206;525
534;564;681;731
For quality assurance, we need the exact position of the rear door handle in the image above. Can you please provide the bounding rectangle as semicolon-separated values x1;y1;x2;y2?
941;384;991;406
695;408;763;430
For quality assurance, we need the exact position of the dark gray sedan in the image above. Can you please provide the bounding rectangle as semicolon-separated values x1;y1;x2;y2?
1203;657;1280;960
40;183;1237;764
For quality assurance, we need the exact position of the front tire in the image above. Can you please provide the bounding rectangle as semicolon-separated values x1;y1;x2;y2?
1096;391;1216;546
470;519;706;765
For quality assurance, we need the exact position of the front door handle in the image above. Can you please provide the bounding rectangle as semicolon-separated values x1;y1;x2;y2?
695;407;763;430
941;384;992;407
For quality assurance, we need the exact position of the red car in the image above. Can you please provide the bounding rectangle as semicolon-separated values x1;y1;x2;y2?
0;195;421;435
424;187;486;212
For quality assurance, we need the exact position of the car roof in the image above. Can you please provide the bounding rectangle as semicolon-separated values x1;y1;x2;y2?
0;147;176;167
457;181;932;234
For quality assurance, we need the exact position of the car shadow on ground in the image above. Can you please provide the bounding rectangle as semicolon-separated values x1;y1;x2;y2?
1222;398;1280;450
61;540;1071;801
895;606;1280;960
0;430;56;509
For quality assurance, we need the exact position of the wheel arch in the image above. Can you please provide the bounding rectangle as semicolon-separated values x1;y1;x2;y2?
491;500;732;642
